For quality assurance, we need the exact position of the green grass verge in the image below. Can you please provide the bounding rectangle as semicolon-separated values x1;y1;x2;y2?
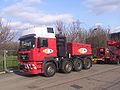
6;56;19;70
0;56;4;71
0;56;19;71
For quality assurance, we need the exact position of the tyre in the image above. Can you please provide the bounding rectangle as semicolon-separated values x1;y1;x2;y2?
44;62;56;77
62;60;73;73
73;58;83;71
83;57;92;69
105;58;111;64
115;58;120;65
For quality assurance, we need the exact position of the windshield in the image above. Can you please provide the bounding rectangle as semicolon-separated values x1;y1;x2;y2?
19;37;35;50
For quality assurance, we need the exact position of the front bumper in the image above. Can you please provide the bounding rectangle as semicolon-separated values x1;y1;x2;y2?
19;61;43;74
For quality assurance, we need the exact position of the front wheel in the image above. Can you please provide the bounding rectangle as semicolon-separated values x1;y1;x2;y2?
83;57;92;69
44;62;56;77
62;60;73;73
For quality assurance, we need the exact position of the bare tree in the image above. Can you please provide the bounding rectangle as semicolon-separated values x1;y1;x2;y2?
2;42;19;50
0;18;14;49
55;20;66;34
55;20;88;43
86;25;110;54
65;20;87;43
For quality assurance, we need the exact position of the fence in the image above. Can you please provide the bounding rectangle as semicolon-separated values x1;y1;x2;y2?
0;50;18;72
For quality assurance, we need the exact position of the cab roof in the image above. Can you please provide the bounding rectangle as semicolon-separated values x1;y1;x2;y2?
20;26;55;39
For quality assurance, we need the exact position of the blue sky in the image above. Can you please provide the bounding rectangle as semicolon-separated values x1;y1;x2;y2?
0;0;120;33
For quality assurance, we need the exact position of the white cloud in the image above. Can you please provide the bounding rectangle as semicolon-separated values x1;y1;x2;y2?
8;20;35;39
1;0;74;36
21;0;42;5
95;23;103;26
11;0;43;6
110;26;120;33
3;5;73;24
4;4;73;24
115;26;120;30
85;0;120;14
1;18;34;34
10;21;34;30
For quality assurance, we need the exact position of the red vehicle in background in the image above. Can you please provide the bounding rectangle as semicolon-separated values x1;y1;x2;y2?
93;40;120;64
18;27;92;77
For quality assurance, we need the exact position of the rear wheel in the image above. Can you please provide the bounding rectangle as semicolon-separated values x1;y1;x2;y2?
83;57;92;69
62;60;73;73
73;58;83;71
115;58;120;65
44;62;56;77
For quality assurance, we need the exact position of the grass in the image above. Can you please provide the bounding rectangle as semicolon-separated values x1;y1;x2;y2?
0;56;4;71
0;56;19;71
0;58;4;72
6;56;19;70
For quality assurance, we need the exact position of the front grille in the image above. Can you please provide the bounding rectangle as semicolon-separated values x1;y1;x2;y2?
19;54;29;61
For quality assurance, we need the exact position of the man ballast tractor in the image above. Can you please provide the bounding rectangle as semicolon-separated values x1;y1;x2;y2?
18;27;92;77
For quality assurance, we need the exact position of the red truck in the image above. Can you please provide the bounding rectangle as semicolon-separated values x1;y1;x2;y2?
18;27;92;77
93;40;120;64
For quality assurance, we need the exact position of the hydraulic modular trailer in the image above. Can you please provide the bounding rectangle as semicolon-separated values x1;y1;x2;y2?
93;40;120;64
18;27;92;77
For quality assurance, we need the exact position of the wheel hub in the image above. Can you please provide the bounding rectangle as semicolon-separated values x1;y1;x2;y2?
47;66;54;74
66;64;72;72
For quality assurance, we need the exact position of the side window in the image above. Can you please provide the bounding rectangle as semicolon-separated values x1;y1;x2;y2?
47;28;54;33
38;38;48;47
42;39;48;47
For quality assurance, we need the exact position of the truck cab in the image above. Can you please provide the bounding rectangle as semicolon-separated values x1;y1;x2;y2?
18;27;57;74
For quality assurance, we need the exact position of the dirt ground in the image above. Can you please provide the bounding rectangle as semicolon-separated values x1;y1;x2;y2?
0;64;120;90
